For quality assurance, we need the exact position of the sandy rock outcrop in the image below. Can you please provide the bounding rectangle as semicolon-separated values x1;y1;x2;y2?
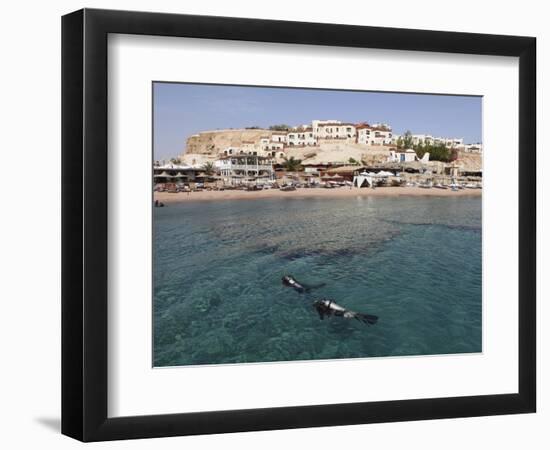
182;129;272;156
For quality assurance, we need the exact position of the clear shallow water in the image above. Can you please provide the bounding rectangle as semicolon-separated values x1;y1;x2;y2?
153;196;481;367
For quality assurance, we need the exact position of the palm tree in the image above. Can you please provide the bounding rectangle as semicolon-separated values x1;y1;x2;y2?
201;161;215;176
402;130;414;149
282;156;302;172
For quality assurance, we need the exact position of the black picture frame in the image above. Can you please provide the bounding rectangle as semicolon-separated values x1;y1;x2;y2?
61;8;536;442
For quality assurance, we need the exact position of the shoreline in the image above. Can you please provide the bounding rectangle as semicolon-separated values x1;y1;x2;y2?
154;186;481;204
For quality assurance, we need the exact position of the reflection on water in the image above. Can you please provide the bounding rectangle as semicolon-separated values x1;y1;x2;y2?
153;196;482;367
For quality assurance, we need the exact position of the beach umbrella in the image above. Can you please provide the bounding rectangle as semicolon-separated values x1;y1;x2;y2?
158;171;177;178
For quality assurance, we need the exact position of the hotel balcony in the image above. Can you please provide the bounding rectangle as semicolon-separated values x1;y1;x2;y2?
228;164;274;171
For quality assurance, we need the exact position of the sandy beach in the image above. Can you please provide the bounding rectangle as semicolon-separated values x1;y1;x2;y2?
154;186;481;204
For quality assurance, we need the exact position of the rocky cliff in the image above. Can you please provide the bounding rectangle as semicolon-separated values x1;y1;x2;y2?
182;129;272;156
284;142;392;166
455;151;482;171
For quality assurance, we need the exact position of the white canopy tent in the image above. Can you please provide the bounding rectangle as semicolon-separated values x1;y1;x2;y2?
353;173;374;188
353;170;395;188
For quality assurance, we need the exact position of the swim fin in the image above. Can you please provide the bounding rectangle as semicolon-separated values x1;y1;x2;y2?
355;313;378;325
304;282;327;293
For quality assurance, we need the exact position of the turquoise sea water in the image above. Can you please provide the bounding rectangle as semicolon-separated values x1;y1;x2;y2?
153;196;481;367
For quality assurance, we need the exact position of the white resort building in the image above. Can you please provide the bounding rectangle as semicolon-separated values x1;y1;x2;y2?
463;143;483;153
394;134;465;149
436;137;463;148
240;141;259;155
264;141;285;153
287;128;316;146
314;121;357;140
387;148;430;163
215;154;275;186
223;146;249;156
271;132;288;144
356;123;393;145
312;119;340;132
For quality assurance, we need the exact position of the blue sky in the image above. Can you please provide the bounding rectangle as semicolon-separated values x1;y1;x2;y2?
153;82;482;160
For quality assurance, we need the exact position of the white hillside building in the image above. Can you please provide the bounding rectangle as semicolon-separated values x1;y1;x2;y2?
259;137;270;148
314;122;356;140
394;134;465;148
312;119;341;132
270;132;288;144
434;137;463;148
388;148;430;163
266;141;285;152
287;128;317;146
463;143;483;153
356;124;392;145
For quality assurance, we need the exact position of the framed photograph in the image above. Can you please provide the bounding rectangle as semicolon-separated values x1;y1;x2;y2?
62;8;536;442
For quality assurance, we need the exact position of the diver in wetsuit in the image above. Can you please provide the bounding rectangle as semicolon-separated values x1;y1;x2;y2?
313;299;378;325
282;275;326;294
